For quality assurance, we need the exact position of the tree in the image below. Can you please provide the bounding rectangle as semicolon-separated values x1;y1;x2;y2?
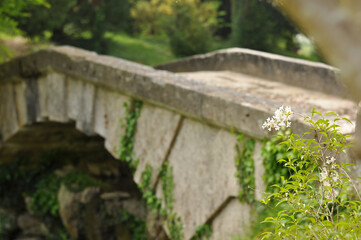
230;0;298;53
16;0;132;53
0;0;49;35
0;0;49;61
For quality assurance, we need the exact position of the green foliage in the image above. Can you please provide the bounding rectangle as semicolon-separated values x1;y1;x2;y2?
131;0;221;56
0;0;49;61
0;0;48;35
0;148;103;221
104;32;177;66
30;170;104;218
17;0;132;52
235;134;256;203
139;164;162;212
231;0;298;53
261;109;360;239
191;224;212;240
139;161;184;239
261;129;295;193
47;227;69;240
118;100;143;171
159;161;184;240
30;174;61;217
166;0;221;56
61;171;105;192
0;150;72;210
119;210;147;240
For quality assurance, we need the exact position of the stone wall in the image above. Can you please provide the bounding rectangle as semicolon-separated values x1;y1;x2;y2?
0;46;358;240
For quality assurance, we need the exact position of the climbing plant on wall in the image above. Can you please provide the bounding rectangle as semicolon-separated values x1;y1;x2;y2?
234;134;256;203
261;129;295;193
118;99;143;171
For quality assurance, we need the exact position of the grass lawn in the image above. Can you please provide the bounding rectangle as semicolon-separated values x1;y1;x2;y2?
104;32;178;66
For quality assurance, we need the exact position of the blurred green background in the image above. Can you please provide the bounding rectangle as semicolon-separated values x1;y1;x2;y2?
0;0;321;66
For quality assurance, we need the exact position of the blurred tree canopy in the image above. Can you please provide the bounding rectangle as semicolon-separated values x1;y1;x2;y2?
0;0;49;61
0;0;49;35
16;0;132;53
230;0;298;53
1;0;315;61
131;0;220;56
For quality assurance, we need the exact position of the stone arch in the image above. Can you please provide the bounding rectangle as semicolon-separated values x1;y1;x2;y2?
0;46;357;240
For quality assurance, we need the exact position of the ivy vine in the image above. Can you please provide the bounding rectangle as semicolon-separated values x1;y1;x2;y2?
159;161;184;240
261;129;294;193
234;134;256;203
139;161;184;240
190;224;212;240
118;100;142;171
139;163;162;212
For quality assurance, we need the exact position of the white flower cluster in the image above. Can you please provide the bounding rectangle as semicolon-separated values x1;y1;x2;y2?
262;106;293;131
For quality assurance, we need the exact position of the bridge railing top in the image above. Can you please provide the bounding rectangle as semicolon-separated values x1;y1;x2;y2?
0;46;355;140
156;48;349;100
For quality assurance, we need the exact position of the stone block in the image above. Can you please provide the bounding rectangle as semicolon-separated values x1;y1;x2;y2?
253;140;265;201
13;82;28;126
166;118;239;240
17;213;49;236
210;198;252;240
46;72;67;122
67;78;96;134
93;88;129;157
36;73;68;122
36;76;48;121
0;84;19;142
133;103;182;186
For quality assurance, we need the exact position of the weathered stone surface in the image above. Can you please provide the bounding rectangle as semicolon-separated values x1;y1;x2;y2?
80;187;101;204
87;162;120;177
67;78;96;134
133;103;182;186
253;140;265;201
36;76;48;120
93;88;129;157
156;48;347;99
0;46;356;142
14;82;28;126
0;84;19;142
181;70;356;138
167;118;239;240
33;72;67;122
146;210;168;240
100;191;130;200
209;198;252;240
58;184;81;239
46;72;67;122
54;165;75;178
17;213;49;236
122;198;146;220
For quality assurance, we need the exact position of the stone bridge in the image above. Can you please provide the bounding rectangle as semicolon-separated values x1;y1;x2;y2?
0;46;358;239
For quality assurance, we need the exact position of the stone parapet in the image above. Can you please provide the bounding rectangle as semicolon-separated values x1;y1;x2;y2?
156;48;348;99
0;46;355;142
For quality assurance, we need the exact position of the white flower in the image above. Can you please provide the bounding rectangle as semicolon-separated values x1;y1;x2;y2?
320;167;328;182
326;156;336;165
262;106;293;131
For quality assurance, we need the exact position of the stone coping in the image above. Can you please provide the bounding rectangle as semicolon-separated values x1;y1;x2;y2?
156;48;349;99
0;46;355;140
